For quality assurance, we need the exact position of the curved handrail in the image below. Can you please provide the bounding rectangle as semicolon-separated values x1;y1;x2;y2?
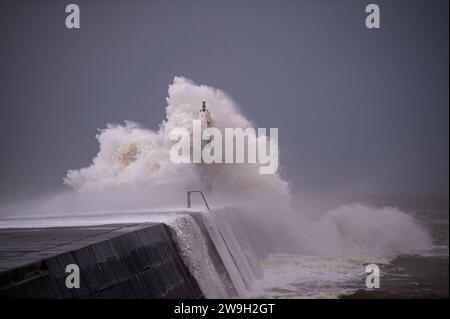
186;191;211;211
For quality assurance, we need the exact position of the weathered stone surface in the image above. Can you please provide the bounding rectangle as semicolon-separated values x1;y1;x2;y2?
0;223;202;299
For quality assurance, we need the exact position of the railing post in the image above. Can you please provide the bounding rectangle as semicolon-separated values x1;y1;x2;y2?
199;192;210;211
187;191;192;208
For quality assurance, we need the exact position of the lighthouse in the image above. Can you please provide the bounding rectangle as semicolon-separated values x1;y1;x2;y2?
199;101;212;147
199;101;211;130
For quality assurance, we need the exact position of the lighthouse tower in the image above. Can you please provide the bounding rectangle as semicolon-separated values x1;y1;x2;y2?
199;101;212;147
199;101;211;130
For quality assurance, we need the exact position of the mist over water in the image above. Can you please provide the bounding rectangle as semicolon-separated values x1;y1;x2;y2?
0;77;435;298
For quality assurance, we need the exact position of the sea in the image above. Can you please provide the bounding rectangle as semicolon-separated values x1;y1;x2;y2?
252;193;449;299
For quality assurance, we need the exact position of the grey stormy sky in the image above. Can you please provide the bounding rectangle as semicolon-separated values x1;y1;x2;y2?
0;0;448;204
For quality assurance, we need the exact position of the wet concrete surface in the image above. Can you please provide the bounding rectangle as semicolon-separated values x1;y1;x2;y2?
0;223;203;298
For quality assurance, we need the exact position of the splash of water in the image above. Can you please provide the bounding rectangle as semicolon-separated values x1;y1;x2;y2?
0;77;433;298
19;76;433;257
64;76;289;205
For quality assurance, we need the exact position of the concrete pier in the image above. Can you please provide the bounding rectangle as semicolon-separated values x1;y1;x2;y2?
0;223;203;299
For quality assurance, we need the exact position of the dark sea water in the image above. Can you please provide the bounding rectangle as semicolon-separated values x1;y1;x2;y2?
342;194;449;299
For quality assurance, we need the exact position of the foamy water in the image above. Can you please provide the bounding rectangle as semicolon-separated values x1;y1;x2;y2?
0;77;436;298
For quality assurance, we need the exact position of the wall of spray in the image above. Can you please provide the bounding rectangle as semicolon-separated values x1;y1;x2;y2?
0;77;433;298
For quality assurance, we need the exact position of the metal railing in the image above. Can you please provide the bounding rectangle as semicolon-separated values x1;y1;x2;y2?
186;191;211;211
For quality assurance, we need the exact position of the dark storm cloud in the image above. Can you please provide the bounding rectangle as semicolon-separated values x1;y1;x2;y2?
0;0;448;204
